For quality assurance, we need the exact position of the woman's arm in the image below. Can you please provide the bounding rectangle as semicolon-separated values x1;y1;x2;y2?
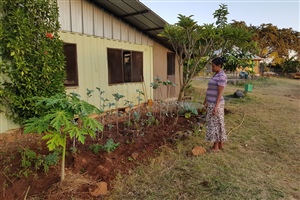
213;85;225;115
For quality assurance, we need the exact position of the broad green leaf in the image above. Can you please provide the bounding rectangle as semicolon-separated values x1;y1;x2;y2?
82;116;104;132
24;117;49;134
42;132;65;151
67;126;81;140
48;110;72;132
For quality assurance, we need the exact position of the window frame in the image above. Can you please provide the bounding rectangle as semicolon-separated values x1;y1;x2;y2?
107;48;143;85
63;43;79;87
167;52;175;76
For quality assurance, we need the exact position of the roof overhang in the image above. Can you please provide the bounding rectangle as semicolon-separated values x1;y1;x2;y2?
89;0;173;50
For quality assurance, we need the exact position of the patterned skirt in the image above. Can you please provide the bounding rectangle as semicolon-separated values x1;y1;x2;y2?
205;103;227;142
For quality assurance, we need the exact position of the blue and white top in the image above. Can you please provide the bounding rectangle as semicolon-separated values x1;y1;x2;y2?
206;70;227;104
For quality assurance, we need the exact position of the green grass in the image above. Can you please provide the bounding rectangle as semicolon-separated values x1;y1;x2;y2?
106;77;300;200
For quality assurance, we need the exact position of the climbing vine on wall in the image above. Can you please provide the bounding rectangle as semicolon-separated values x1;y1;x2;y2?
0;0;66;124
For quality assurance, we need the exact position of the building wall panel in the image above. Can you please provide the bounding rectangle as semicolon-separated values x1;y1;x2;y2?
103;14;113;39
59;32;153;109
128;28;136;43
120;23;129;41
58;0;71;31
93;7;104;37
58;0;152;46
112;18;121;40
82;0;94;35
70;0;83;33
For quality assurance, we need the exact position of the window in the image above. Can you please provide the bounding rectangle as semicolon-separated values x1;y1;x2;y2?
107;48;143;84
167;52;175;75
63;43;78;87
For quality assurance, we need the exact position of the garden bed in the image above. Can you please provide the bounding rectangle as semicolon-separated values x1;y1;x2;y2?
0;104;204;199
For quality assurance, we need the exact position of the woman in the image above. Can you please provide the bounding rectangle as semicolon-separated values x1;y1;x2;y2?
204;57;227;152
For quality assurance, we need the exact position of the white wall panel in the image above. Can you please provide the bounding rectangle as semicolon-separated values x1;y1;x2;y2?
94;7;104;37
135;31;142;44
103;14;112;38
58;0;153;47
120;23;129;41
142;35;153;45
70;0;83;33
58;0;71;31
112;18;121;40
82;0;94;35
128;27;136;43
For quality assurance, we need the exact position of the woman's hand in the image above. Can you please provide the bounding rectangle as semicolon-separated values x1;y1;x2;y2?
213;106;218;115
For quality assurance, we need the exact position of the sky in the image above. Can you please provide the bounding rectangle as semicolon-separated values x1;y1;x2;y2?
140;0;300;31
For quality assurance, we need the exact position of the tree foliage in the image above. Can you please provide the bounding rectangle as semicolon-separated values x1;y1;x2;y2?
0;0;66;124
250;23;300;63
159;4;257;100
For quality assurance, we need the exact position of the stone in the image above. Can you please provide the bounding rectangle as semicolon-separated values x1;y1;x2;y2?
234;89;245;98
89;181;108;196
96;165;109;175
131;152;139;160
191;146;206;156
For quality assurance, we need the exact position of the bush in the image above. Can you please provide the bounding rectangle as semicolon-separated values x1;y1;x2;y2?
0;0;66;124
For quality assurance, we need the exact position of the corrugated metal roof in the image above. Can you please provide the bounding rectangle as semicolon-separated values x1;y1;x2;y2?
90;0;173;50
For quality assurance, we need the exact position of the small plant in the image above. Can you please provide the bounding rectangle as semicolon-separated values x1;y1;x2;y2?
145;111;156;126
133;111;141;131
90;139;120;154
124;100;134;128
106;102;116;131
24;93;103;181
18;147;59;178
112;93;125;133
178;103;198;119
102;138;120;153
86;88;94;102
134;89;145;131
89;143;103;154
96;87;108;138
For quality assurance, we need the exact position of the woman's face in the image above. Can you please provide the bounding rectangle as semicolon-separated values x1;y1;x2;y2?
212;63;221;72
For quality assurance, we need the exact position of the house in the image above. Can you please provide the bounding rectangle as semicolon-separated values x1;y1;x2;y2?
235;55;263;77
0;0;180;134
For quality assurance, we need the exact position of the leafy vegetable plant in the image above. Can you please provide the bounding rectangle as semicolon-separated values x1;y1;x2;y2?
24;93;103;181
102;138;120;153
89;138;120;154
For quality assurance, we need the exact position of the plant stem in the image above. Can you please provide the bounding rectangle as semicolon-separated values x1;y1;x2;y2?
61;135;66;181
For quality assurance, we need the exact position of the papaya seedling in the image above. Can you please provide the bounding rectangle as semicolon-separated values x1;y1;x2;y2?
24;93;103;181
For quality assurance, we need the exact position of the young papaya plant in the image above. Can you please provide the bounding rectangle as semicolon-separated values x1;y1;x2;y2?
24;92;103;181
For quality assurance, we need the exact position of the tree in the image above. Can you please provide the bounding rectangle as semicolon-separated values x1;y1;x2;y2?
159;4;256;101
282;56;300;73
250;24;300;64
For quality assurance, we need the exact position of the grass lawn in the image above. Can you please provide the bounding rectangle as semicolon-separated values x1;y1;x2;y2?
107;77;300;200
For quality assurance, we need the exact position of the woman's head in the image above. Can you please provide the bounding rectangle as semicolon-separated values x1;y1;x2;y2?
212;57;227;67
211;57;227;72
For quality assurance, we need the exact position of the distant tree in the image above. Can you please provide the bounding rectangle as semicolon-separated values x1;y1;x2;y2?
250;24;300;64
